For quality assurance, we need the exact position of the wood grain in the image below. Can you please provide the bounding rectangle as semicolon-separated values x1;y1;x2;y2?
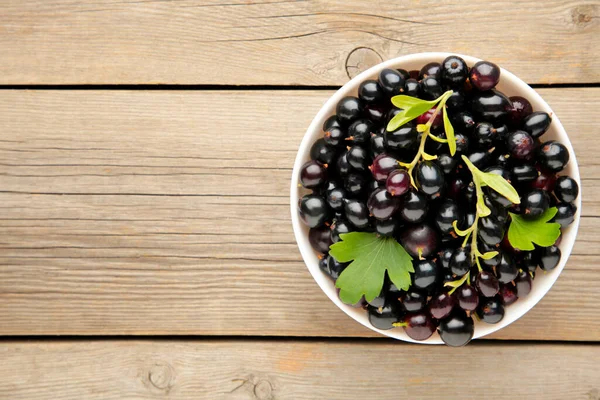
0;0;598;85
0;89;598;340
0;340;599;400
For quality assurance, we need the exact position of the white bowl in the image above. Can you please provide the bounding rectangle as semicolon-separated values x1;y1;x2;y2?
290;52;582;343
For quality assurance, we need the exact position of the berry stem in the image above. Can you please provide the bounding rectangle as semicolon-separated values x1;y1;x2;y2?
398;90;454;188
446;157;494;290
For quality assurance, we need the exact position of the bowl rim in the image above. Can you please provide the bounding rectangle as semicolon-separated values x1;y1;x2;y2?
290;52;582;344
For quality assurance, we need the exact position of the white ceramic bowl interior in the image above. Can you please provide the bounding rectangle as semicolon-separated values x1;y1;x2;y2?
290;52;582;343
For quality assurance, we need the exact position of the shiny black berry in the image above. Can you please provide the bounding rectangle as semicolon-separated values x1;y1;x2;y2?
538;141;570;172
441;55;468;87
554;176;579;203
521;189;549;218
523;111;552;138
378;69;405;97
358;79;384;103
336;96;363;126
298;194;330;228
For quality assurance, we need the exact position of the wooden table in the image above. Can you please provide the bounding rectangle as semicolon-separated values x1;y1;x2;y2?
1;1;599;399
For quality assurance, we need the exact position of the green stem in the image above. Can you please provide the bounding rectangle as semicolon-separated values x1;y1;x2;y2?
447;159;495;289
399;90;453;189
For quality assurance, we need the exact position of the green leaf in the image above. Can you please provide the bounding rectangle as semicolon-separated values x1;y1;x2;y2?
391;95;436;110
507;207;561;251
476;195;492;217
386;103;437;132
479;251;499;260
478;172;521;205
386;110;416;132
443;106;456;156
444;272;470;295
461;155;520;205
422;152;437;161
330;232;413;305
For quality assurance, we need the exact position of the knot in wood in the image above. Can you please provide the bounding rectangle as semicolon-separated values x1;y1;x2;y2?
571;4;596;27
147;361;175;392
345;47;383;79
253;379;273;400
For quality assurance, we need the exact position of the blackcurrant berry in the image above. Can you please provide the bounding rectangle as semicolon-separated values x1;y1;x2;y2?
457;284;479;311
438;311;474;347
539;245;561;271
330;218;352;243
374;217;400;237
511;163;537;184
344;173;368;197
523;111;551;138
399;289;427;313
412;259;439;293
343;199;370;229
506;130;535;160
419;62;442;80
420;76;444;100
358;79;384;103
429;291;455;319
476;270;499;297
508;96;533;126
398;191;428;223
441;55;468;87
400;224;439;258
538;141;569;172
514;268;532;293
347;119;374;143
370;153;399;182
336;96;363;126
385;123;418;151
368;301;400;330
554;176;578;203
450;246;471;277
367;188;400;220
403;78;420;97
416;160;445;197
310;138;337;164
553;202;577;228
298;194;330;228
403;312;437;341
521;189;549;218
434;198;462;237
477;297;505;324
308;226;332;253
471;90;512;123
496;252;519;283
469;61;500;91
300;160;327;189
378;69;405;97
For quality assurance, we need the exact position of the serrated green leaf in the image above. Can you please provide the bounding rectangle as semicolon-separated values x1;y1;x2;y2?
443;106;456;156
479;251;499;260
478;172;521;205
507;207;561;251
330;232;413;305
391;95;436;110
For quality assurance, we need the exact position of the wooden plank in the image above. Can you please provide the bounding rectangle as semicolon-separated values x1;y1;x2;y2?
0;340;598;400
0;0;598;85
0;88;598;340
